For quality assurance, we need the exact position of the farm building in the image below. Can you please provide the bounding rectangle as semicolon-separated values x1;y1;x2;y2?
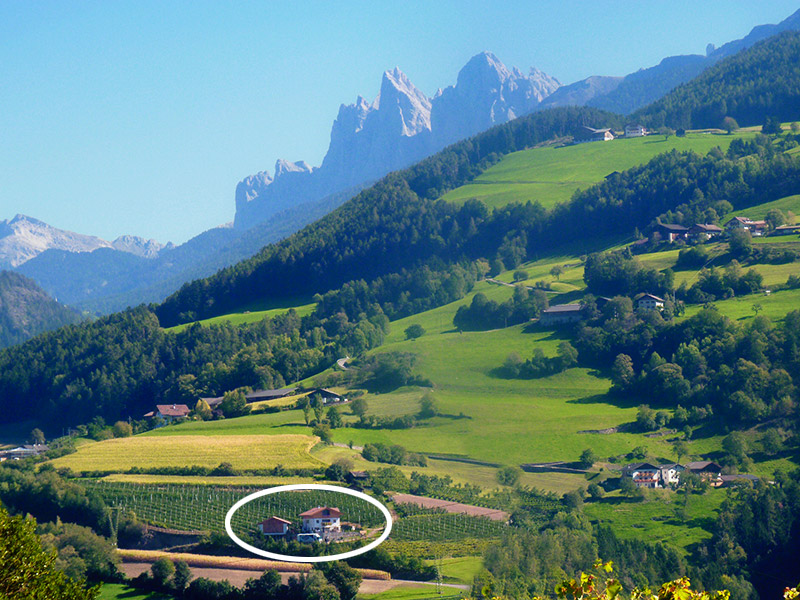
258;516;292;536
725;216;766;236
659;463;685;486
636;293;664;311
539;304;585;325
300;506;341;533
144;404;191;422
625;124;647;137
719;474;760;487
621;462;661;488
773;224;800;236
0;444;49;461
685;461;723;486
246;387;298;402
657;223;688;242
689;223;723;240
309;388;347;404
576;126;615;142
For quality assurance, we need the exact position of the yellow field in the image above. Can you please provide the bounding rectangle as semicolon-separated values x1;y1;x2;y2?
50;434;324;473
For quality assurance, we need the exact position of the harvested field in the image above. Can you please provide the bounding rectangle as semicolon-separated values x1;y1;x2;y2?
117;549;391;580
50;434;323;473
390;493;509;521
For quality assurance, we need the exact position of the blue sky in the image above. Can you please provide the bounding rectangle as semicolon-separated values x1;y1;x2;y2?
1;1;798;244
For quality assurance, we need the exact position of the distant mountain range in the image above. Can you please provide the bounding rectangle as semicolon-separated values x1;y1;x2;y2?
4;7;800;319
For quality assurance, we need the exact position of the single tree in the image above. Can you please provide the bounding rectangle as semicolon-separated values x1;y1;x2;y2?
311;394;324;423
219;390;251;418
327;406;343;428
513;270;529;282
791;121;800;133
30;427;46;444
350;397;368;421
404;324;425;340
112;421;133;438
299;397;312;425
194;398;213;420
496;466;522;487
550;265;564;281
579;448;598;469
150;557;175;587
721;116;739;134
418;392;439;419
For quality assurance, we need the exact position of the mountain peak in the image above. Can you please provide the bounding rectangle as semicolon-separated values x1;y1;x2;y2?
274;159;314;179
457;51;512;89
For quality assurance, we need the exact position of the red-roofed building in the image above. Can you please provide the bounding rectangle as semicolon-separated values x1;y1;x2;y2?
300;506;341;533
144;404;191;423
258;516;292;536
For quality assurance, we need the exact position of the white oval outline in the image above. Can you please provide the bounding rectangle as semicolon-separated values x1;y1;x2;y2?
224;483;392;563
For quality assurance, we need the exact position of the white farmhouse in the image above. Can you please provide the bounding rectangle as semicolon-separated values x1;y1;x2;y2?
300;506;341;533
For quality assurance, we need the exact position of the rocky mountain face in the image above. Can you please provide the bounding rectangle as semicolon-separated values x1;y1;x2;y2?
234;52;560;228
0;214;164;270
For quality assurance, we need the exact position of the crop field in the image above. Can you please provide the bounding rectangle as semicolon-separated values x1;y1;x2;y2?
84;481;386;534
50;434;323;473
391;512;506;542
440;132;753;210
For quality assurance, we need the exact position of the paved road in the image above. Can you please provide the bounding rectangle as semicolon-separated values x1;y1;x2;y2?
336;356;351;370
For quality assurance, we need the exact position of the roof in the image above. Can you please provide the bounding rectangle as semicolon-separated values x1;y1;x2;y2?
637;293;664;302
659;463;684;470
658;223;689;232
349;470;369;479
261;516;292;525
775;224;800;231
300;506;341;519
691;223;723;232
245;387;298;401
622;462;660;472
201;396;223;408
156;404;190;417
720;474;759;482
542;304;584;314
313;388;341;397
583;126;611;134
685;460;721;472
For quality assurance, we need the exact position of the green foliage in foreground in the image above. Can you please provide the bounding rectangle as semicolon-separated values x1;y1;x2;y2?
0;505;99;600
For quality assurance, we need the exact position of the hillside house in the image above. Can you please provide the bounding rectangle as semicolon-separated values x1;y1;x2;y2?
689;223;723;241
685;461;723;486
0;444;49;461
258;516;292;536
144;404;191;422
719;474;760;487
657;223;689;242
725;216;766;236
300;506;341;533
636;293;664;311
621;462;661;488
245;387;298;403
659;463;685;487
310;388;347;404
539;304;585;326
625;124;647;137
577;126;615;142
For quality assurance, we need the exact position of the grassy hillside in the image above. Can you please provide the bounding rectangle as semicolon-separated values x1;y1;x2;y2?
440;131;753;210
164;300;315;332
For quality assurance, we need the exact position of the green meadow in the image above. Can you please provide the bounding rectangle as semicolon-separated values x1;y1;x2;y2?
164;301;315;333
440;131;753;210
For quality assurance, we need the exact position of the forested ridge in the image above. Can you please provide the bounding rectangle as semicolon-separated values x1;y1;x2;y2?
4;134;800;428
632;31;800;129
156;106;623;327
0;270;81;349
